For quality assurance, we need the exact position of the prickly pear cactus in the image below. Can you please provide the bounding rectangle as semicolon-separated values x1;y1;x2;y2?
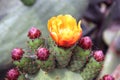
1;1;105;80
5;14;105;80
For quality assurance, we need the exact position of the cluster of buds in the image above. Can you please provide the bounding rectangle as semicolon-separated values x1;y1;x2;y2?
6;14;106;80
6;27;50;80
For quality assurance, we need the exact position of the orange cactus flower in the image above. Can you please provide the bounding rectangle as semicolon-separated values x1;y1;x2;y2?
47;14;82;48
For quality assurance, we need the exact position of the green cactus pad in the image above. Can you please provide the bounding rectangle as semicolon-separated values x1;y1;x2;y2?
27;38;45;50
54;47;73;68
14;57;40;74
80;57;103;80
68;46;91;72
32;69;83;80
48;37;73;68
36;55;55;72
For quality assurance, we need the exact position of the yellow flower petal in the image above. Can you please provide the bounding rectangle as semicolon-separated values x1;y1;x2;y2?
48;14;82;48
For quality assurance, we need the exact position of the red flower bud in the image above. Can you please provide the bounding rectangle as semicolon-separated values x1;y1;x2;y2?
6;68;19;80
11;48;24;61
28;27;41;39
93;50;104;62
36;48;50;61
78;36;92;50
